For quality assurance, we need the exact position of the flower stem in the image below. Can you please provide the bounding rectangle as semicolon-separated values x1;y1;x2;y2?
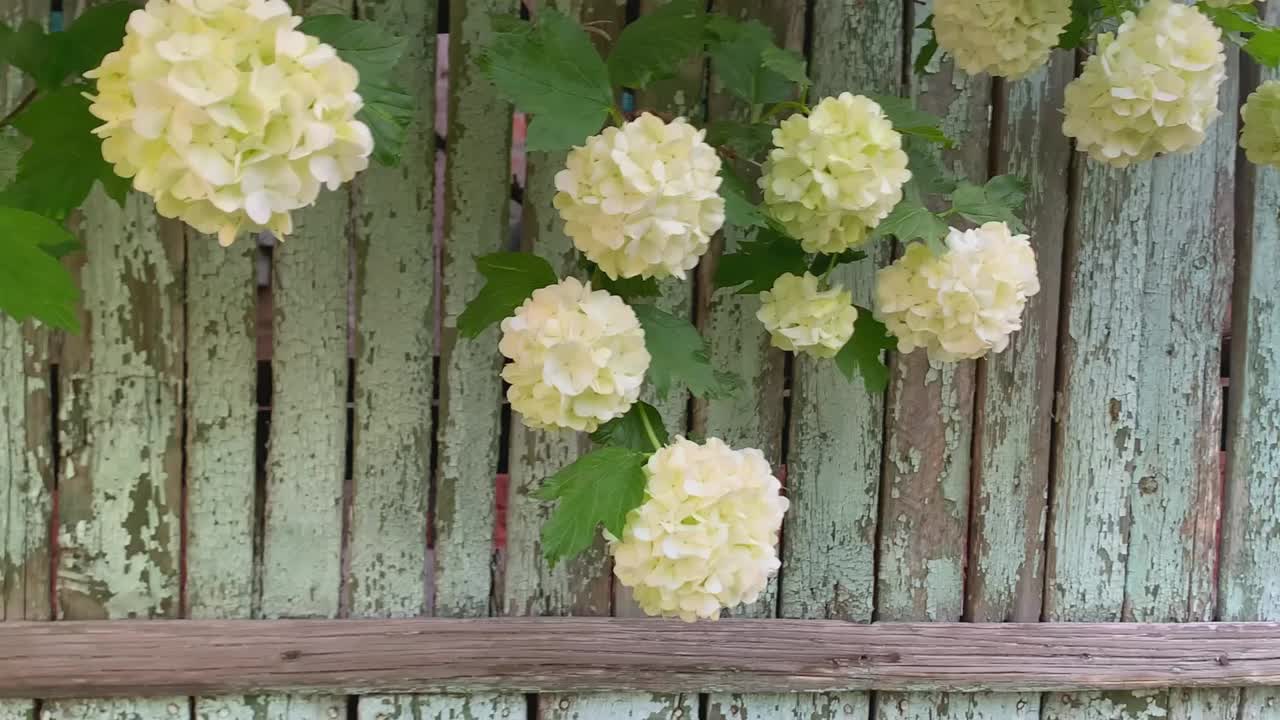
639;406;664;453
608;105;627;127
0;89;37;130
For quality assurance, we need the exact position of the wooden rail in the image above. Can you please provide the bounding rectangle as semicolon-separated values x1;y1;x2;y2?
3;619;1280;697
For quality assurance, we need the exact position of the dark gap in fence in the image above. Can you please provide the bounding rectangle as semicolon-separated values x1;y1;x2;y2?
251;238;275;619
47;359;60;621
178;231;192;619
337;0;359;621
1040;48;1087;624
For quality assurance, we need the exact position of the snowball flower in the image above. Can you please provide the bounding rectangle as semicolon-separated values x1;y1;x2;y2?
933;0;1070;79
1062;0;1225;167
875;222;1040;362
609;436;788;622
86;0;373;246
756;272;857;358
760;93;911;254
499;277;650;433
553;113;724;280
1240;80;1280;166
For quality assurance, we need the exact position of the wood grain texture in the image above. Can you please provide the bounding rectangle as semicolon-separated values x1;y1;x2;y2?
5;619;1280;697
51;186;187;720
876;2;990;717
1043;48;1237;720
432;0;515;620
1222;9;1280;720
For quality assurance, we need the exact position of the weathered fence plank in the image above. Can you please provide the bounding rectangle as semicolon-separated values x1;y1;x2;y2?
1043;50;1237;720
1223;7;1280;718
876;1;991;717
7;619;1280;697
50;183;186;720
432;0;515;620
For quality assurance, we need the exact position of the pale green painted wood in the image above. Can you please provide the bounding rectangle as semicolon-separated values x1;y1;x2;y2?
875;3;990;718
186;237;257;621
432;0;515;620
195;697;345;720
50;190;187;720
1222;11;1280;720
406;695;526;720
1043;50;1237;720
349;0;435;622
348;2;435;717
542;694;693;720
0;702;34;720
0;0;51;628
706;693;862;720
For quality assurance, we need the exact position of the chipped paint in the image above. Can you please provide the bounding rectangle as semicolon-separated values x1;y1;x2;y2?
708;694;867;720
413;694;527;720
542;694;692;720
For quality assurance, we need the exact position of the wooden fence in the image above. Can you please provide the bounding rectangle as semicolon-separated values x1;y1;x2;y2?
2;0;1279;718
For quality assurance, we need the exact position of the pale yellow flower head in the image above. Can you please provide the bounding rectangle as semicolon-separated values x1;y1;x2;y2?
553;113;724;280
874;222;1040;362
760;93;911;254
1240;80;1280;167
86;0;373;245
609;436;789;622
499;277;650;433
756;272;857;359
934;0;1071;79
1062;0;1225;167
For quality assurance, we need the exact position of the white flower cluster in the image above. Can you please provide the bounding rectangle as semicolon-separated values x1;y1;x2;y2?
499;278;650;433
610;437;789;622
933;0;1071;79
756;272;857;359
553;113;724;280
1240;80;1280;167
760;93;911;254
874;222;1040;362
86;0;373;246
1062;0;1225;167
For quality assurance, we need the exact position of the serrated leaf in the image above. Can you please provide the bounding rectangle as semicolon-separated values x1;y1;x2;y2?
481;8;613;151
299;14;413;166
715;227;807;294
0;207;81;330
1244;29;1280;67
834;310;894;393
0;85;129;220
0;3;135;90
632;303;737;399
760;45;809;86
1059;0;1101;49
984;174;1028;209
607;0;707;89
871;94;953;148
720;163;768;229
706;16;796;105
578;257;661;300
950;175;1027;229
457;252;558;338
537;447;649;567
706;120;773;160
903;136;957;195
872;188;948;244
913;15;939;75
807;248;867;276
590;401;669;453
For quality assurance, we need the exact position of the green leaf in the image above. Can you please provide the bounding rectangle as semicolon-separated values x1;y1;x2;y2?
807;248;867;276
760;45;810;87
871;94;953;147
457;252;559;338
1058;0;1100;49
0;207;81;330
715;227;807;294
950;175;1028;229
590;401;669;453
872;188;948;244
903;136;956;195
706;16;796;105
913;15;939;75
607;0;707;89
706;120;773;160
720;163;768;229
480;8;613;151
537;447;649;567
834;310;894;393
1244;29;1280;67
632;303;737;399
578;257;661;300
299;14;413;166
0;2;135;90
0;85;129;220
1197;2;1261;33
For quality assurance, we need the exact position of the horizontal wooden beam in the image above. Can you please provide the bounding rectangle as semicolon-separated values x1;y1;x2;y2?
3;619;1279;697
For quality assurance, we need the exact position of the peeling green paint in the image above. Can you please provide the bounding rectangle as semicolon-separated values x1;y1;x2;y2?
542;694;692;720
413;695;526;720
708;693;866;720
0;701;35;720
46;699;189;720
432;0;516;620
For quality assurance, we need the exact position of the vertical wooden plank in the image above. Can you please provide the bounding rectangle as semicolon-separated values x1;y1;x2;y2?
1;4;51;720
1043;46;1237;720
369;695;524;720
541;695;695;720
349;0;435;717
874;1;990;718
50;189;187;720
1222;6;1280;719
432;0;515;620
706;694;862;720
